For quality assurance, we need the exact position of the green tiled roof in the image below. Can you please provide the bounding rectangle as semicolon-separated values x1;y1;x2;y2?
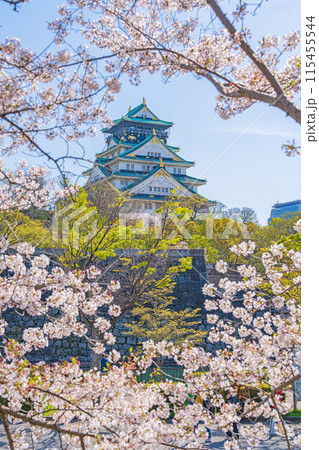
109;169;205;184
120;165;201;198
102;101;173;133
96;142;133;158
118;135;194;164
126;102;159;120
112;170;141;177
130;193;171;201
120;165;161;191
96;157;110;165
118;155;193;165
103;117;173;132
86;100;212;205
167;145;180;152
95;165;111;178
175;174;206;184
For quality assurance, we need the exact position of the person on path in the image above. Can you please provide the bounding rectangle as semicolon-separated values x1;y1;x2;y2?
194;392;212;443
226;387;242;441
268;390;284;438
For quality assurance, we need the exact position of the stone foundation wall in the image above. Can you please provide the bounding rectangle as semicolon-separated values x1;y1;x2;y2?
4;249;238;368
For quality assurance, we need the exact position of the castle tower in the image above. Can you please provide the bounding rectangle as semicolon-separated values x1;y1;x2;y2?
83;100;212;212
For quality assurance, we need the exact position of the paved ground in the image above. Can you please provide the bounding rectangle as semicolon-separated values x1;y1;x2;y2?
0;422;301;449
196;422;301;449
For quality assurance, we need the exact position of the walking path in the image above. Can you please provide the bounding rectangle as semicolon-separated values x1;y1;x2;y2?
0;421;301;449
196;422;301;449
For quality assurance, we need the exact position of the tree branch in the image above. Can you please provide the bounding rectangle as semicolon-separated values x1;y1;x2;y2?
206;0;301;123
0;409;15;450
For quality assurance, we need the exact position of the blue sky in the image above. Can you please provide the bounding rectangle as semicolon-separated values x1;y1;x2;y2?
0;0;301;225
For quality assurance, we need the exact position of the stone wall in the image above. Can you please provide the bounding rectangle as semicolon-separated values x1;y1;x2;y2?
206;262;242;285
4;249;236;369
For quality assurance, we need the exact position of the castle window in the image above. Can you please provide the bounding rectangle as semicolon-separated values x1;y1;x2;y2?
126;164;130;170
149;186;152;192
178;168;181;174
173;168;176;174
131;164;134;170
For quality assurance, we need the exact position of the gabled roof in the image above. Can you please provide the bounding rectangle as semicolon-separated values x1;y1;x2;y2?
107;136;120;146
95;157;110;165
120;165;161;191
126;101;160;120
118;134;194;165
106;169;203;182
96;141;133;158
121;165;196;195
87;158;112;179
120;165;212;204
106;116;173;128
82;158;111;177
86;168;207;188
102;100;173;132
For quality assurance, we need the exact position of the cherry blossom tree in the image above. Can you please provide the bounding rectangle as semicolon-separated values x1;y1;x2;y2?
49;0;301;125
0;162;301;448
1;0;301;168
0;29;120;181
0;1;301;447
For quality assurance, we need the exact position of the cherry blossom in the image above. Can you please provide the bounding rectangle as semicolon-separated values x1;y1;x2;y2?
47;0;301;125
0;0;301;444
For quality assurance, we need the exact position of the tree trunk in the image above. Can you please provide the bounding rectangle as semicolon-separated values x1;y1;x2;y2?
90;327;102;371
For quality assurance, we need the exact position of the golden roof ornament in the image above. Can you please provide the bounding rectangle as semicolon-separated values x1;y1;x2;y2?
159;158;164;167
152;128;156;136
142;97;146;105
128;105;131;111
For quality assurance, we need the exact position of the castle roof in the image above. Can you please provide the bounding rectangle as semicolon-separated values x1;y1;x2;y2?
84;100;212;208
102;100;173;134
118;134;194;164
120;165;212;203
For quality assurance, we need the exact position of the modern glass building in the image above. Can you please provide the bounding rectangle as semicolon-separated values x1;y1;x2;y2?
268;200;301;224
